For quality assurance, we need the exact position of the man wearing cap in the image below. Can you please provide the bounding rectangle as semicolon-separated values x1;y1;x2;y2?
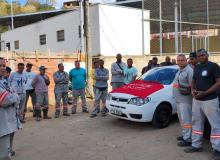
23;63;37;118
160;56;174;66
31;66;52;122
188;52;200;69
53;63;70;118
9;63;27;123
69;61;89;114
141;57;160;75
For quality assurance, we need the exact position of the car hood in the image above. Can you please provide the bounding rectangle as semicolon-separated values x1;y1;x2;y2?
110;80;164;99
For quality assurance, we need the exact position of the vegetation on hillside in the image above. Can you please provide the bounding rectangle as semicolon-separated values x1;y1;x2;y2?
0;0;57;50
0;0;57;16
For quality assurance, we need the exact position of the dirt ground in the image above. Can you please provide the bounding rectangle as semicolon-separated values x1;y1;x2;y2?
12;100;213;160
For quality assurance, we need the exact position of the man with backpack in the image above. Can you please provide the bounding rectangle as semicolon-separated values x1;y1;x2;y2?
141;57;160;75
111;54;126;90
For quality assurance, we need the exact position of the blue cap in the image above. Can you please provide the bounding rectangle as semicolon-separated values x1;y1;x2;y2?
39;66;46;70
152;56;158;59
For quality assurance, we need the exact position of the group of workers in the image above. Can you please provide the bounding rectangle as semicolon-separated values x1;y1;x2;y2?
173;49;220;160
1;49;220;160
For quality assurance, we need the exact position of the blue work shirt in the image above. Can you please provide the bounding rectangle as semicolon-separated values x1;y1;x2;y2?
69;68;87;90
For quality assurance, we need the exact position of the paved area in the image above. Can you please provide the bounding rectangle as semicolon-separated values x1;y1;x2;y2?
13;100;213;160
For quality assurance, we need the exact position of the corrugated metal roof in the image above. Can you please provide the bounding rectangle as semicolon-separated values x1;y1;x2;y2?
0;8;76;28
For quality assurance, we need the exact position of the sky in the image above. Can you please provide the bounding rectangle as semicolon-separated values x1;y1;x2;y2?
13;0;116;9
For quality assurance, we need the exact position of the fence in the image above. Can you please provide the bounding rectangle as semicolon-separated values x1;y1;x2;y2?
142;0;220;55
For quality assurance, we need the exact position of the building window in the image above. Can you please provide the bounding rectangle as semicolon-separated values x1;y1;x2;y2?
14;40;19;49
57;30;65;42
6;42;10;51
40;34;46;45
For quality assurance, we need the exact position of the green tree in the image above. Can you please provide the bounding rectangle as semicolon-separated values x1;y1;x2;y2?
25;0;56;11
0;0;57;46
20;4;37;13
0;2;10;16
0;0;57;17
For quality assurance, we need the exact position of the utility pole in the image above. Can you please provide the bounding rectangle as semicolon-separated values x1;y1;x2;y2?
84;0;93;96
174;0;178;54
11;0;14;30
79;0;85;53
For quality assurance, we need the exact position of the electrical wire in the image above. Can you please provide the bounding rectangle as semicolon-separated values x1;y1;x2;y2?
99;25;118;53
99;5;141;72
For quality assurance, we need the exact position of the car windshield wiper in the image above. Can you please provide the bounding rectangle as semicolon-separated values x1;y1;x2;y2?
143;80;160;84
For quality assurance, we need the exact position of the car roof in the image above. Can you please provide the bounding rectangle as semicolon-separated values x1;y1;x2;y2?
161;65;179;69
151;65;179;70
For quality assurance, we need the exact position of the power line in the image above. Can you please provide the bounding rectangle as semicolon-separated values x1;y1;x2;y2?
99;6;141;72
99;25;118;53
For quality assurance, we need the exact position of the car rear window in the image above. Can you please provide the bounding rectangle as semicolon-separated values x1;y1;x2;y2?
138;68;178;85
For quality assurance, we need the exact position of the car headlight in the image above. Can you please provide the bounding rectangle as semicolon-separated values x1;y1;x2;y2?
128;97;151;106
107;94;112;100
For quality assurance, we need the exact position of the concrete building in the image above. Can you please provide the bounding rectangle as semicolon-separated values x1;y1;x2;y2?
1;4;150;56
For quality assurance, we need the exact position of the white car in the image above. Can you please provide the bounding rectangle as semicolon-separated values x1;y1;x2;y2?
106;65;179;128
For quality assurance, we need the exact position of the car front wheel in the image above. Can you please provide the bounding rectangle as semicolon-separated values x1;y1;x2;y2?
152;104;171;129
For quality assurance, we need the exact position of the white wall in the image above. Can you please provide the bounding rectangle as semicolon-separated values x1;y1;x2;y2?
1;10;81;53
98;4;150;56
1;8;100;54
1;4;150;56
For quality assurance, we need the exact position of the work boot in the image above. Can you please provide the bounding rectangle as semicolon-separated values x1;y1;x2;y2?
177;136;184;141
33;108;37;117
82;110;89;113
211;150;220;160
90;114;96;118
184;146;203;153
11;151;15;156
55;114;59;118
178;140;192;147
63;113;70;116
23;114;25;120
72;111;76;114
20;119;25;123
33;112;41;117
43;108;52;119
36;109;41;122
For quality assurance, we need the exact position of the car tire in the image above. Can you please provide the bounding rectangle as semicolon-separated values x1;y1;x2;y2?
152;104;171;129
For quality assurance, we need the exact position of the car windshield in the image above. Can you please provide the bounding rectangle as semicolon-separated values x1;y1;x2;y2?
138;67;178;85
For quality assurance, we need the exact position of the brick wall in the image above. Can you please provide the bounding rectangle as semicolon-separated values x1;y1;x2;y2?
7;58;77;105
